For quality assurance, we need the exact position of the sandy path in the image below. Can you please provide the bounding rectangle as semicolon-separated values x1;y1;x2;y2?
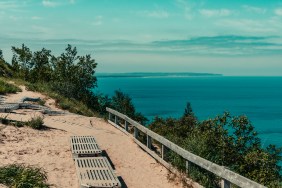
0;124;77;188
0;86;182;188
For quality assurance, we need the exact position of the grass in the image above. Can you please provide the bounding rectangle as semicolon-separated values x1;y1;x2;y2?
0;114;10;125
26;82;96;117
1;79;96;117
1;114;43;129
0;79;22;94
37;99;46;106
27;116;44;130
0;164;49;188
0;61;13;78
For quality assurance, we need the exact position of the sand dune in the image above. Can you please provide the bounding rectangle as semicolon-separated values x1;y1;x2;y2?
0;86;182;188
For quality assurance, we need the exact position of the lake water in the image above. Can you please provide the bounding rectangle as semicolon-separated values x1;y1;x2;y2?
95;76;282;148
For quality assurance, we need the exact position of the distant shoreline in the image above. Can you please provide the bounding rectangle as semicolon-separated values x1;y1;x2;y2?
96;72;223;78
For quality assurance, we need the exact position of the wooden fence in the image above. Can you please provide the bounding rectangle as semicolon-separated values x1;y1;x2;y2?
106;107;266;188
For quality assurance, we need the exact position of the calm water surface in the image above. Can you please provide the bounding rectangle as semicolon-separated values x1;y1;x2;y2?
95;76;282;148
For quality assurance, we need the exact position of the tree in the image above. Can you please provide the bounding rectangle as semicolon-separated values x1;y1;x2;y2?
111;90;136;117
183;102;194;117
149;105;282;187
11;44;33;80
30;48;52;83
111;90;148;125
50;45;97;100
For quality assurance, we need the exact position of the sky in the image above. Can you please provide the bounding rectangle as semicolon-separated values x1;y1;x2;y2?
0;0;282;75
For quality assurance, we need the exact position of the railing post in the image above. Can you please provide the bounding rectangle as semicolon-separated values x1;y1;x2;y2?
161;144;165;159
186;160;189;174
114;115;117;124
134;127;138;138
108;113;111;121
147;135;152;149
125;121;129;132
221;179;231;188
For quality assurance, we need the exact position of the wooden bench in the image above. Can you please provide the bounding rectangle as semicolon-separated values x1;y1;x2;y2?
75;157;121;188
71;136;102;158
0;96;5;105
0;103;20;113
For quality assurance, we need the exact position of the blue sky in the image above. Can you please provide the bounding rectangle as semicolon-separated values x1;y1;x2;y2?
0;0;282;75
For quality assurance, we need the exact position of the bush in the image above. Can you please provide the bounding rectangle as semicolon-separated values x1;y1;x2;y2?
0;115;10;125
0;164;49;188
0;50;13;77
110;90;148;125
26;82;95;117
13;121;25;127
149;104;282;187
38;99;46;106
0;79;21;94
27;116;44;130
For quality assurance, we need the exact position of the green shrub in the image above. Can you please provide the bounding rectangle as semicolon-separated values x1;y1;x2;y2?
38;99;46;106
0;164;49;188
149;104;282;188
26;82;95;117
12;121;25;127
27;116;44;130
0;79;21;94
0;115;10;125
0;50;14;78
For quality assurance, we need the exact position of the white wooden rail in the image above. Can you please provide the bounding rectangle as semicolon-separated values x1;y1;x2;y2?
106;107;266;188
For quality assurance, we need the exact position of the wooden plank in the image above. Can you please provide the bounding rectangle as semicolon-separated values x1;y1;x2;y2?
75;157;121;188
221;179;231;188
125;121;129;132
134;127;138;139
70;136;102;158
108;120;130;136
147;135;152;150
114;115;117;124
186;160;190;175
161;144;165;159
106;108;267;188
0;103;19;112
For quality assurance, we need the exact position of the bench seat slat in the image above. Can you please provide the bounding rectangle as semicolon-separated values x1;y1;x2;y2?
70;136;102;158
75;157;121;188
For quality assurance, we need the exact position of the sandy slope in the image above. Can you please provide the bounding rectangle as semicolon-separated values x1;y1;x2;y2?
0;86;182;188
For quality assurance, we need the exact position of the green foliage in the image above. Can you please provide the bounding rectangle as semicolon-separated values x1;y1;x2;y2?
11;44;33;80
183;102;194;117
149;102;281;187
50;45;97;100
12;121;25;127
30;48;53;83
9;44;103;115
2;44;146;119
0;114;10;125
0;79;22;94
0;115;26;127
26;82;95;117
27;116;44;130
37;99;46;106
96;93;112;115
0;50;13;77
0;164;49;188
110;90;148;124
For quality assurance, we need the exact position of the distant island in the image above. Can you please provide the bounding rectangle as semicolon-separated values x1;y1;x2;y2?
96;72;223;78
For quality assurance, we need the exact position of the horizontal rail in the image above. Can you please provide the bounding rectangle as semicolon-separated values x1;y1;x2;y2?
106;107;266;188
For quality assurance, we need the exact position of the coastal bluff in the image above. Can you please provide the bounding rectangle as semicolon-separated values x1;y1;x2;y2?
0;86;183;188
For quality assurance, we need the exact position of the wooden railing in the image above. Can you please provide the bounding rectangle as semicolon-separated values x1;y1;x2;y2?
106;107;267;188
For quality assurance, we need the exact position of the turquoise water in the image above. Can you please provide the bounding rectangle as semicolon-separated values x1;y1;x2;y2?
95;76;282;148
